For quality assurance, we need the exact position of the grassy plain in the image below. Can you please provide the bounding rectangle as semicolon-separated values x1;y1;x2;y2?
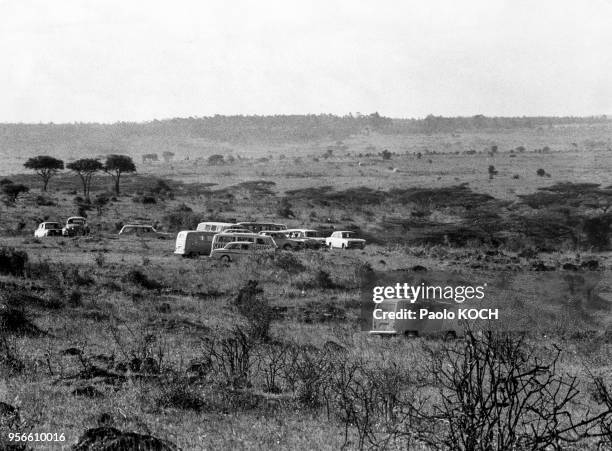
1;123;612;449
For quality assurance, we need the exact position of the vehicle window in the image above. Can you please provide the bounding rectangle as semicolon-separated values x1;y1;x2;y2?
241;244;250;250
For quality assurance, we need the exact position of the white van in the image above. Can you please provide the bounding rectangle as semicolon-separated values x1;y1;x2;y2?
175;231;214;257
210;232;277;253
370;299;461;340
196;222;235;233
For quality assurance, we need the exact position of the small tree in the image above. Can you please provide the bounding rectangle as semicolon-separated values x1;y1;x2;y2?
94;193;110;216
381;149;392;160
208;154;224;165
537;168;547;177
67;158;103;203
2;183;29;203
23;156;64;191
104;155;136;195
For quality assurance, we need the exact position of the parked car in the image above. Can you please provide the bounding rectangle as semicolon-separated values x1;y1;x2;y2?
174;231;214;257
259;231;304;250
62;216;89;236
118;224;172;239
34;222;63;237
325;231;366;249
285;229;326;249
210;241;275;263
210;232;277;252
195;222;235;233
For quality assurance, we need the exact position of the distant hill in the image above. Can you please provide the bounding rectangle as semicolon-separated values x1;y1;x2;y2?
0;114;609;148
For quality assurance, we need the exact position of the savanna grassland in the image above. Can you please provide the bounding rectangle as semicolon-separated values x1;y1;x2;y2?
1;116;612;450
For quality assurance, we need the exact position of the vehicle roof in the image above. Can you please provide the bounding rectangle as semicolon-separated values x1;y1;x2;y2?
41;221;61;225
122;224;154;227
236;222;286;226
197;222;234;226
67;216;87;220
286;228;318;232
216;232;264;237
335;230;355;233
259;230;286;234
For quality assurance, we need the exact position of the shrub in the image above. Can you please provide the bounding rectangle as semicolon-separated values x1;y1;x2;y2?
122;269;163;290
537;168;547;177
293;269;337;290
2;183;29;203
157;374;206;411
203;328;255;388
35;195;56;206
162;208;202;231
583;216;612;250
0;247;28;276
233;280;272;342
409;330;612;449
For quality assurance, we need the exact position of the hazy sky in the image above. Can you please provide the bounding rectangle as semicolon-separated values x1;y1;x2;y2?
1;0;611;122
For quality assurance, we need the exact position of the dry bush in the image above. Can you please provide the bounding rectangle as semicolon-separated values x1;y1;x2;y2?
407;331;612;450
202;328;255;389
0;247;28;276
0;333;25;375
122;269;163;290
232;280;272;342
292;269;337;290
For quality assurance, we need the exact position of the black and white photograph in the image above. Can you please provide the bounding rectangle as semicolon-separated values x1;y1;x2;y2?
1;1;612;449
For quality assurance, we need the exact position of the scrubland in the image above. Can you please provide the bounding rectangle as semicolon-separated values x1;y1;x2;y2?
1;121;612;449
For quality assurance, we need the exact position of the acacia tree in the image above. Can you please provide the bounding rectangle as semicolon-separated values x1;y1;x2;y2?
23;156;64;191
104;155;136;195
66;158;103;202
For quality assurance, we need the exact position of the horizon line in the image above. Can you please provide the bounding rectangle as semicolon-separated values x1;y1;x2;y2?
0;113;610;127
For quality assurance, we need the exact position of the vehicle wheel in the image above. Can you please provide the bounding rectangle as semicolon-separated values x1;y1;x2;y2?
404;330;419;338
283;244;292;251
328;243;333;249
221;255;231;263
341;244;346;249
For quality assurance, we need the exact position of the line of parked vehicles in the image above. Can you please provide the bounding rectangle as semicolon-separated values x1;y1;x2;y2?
176;222;366;261
33;218;366;261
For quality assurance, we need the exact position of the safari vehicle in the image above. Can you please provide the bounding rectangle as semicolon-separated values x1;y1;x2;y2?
210;232;277;252
285;229;326;249
259;231;304;250
211;241;275;263
174;231;214;257
34;222;63;237
235;222;287;233
62;216;89;236
370;299;460;340
326;231;366;249
195;222;235;233
221;228;252;234
118;224;172;239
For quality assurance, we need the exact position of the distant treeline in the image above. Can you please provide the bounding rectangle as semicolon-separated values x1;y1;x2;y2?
0;114;609;145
